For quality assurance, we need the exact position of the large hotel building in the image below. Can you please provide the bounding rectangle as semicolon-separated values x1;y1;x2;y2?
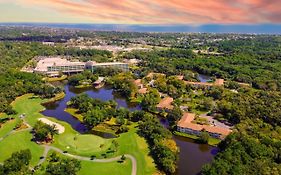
34;57;129;76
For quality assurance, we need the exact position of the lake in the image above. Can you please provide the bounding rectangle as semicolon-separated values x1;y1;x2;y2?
42;84;218;175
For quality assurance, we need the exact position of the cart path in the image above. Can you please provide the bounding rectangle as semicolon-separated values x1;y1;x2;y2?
38;145;137;175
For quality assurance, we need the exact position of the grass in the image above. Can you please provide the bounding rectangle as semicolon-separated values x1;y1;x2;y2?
43;92;66;104
0;130;44;166
75;84;92;89
0;117;18;138
79;160;132;175
44;75;67;82
64;108;83;122
174;131;221;146
115;124;156;175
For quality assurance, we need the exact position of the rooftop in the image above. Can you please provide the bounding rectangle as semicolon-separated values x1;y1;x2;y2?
138;88;148;94
177;112;231;137
34;57;85;72
214;79;224;85
157;97;174;110
86;61;128;66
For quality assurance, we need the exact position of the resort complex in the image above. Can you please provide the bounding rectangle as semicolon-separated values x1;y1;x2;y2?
177;113;232;139
33;57;129;76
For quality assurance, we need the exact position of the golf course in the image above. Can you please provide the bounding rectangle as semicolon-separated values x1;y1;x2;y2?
0;94;156;175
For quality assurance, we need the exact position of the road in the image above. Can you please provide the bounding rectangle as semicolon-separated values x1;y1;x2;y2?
38;145;137;175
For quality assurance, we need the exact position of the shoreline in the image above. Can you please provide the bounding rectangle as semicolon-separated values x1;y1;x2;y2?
173;131;221;147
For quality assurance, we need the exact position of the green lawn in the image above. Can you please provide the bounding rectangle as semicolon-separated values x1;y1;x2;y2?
79;160;132;175
44;75;67;82
0;118;19;138
64;108;83;121
116;125;156;175
0;130;44;166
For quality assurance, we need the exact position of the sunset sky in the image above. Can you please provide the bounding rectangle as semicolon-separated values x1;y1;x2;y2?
0;0;281;24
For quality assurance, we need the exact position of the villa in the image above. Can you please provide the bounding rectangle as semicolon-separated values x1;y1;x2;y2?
177;113;231;139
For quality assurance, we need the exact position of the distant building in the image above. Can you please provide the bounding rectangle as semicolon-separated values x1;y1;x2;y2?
34;57;129;76
85;61;129;72
177;113;231;139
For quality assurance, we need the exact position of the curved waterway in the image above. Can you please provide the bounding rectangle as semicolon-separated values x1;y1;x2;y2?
42;84;218;175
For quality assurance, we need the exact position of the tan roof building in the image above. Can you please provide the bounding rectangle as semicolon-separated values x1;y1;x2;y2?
178;113;196;126
214;79;224;86
156;97;174;110
138;88;148;94
177;112;231;139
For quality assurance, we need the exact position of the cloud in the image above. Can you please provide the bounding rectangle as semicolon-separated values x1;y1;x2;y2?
8;0;281;24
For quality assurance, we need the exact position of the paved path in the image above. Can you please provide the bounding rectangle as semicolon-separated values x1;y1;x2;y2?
38;145;137;175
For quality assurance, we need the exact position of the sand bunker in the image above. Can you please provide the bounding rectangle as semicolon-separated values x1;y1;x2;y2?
38;118;65;134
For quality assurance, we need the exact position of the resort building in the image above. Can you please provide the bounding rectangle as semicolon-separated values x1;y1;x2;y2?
85;61;129;72
34;57;129;76
34;57;85;76
156;97;174;111
177;113;231;139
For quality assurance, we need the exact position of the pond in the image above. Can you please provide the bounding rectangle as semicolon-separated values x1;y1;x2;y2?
198;74;212;83
42;84;218;175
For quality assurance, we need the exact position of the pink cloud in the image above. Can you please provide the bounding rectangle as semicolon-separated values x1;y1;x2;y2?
17;0;281;24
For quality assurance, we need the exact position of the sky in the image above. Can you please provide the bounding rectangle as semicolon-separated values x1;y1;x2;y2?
0;0;281;25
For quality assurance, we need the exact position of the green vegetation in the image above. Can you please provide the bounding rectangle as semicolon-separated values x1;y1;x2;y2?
0;42;63;114
173;131;221;146
33;121;58;143
0;149;32;175
68;70;98;88
0;131;44;166
44;75;67;82
107;72;138;98
0;94;156;174
45;152;81;175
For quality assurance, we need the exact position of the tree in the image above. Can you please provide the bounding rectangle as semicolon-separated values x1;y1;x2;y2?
33;121;58;142
46;156;81;175
198;131;209;144
141;89;160;111
1;149;32;174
